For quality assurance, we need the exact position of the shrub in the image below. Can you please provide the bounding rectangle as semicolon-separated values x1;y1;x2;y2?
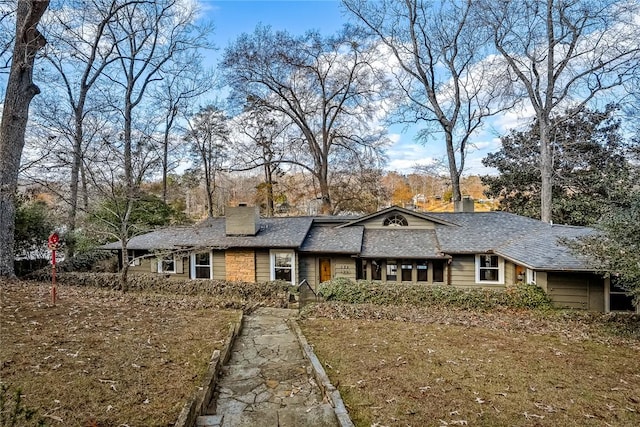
505;283;553;309
317;279;553;311
26;272;292;309
57;251;118;272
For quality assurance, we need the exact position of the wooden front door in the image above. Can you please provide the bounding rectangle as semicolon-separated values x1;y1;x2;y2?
319;258;332;283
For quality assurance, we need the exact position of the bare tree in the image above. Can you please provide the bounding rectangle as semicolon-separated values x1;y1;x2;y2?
151;51;214;204
97;0;209;288
36;0;142;255
184;105;230;218
232;105;290;216
0;0;49;277
481;0;640;223
0;1;16;71
343;0;514;204
221;25;390;214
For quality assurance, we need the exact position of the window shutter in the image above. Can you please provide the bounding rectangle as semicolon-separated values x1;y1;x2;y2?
176;257;184;274
151;259;157;273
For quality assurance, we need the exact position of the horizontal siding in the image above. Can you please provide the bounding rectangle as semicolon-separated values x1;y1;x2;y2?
589;280;604;312
450;255;476;288
129;258;150;273
255;250;270;283
505;261;516;286
450;255;506;289
333;257;356;281
213;251;226;280
299;255;317;289
547;273;589;309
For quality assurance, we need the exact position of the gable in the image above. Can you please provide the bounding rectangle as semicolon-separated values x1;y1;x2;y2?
337;206;458;230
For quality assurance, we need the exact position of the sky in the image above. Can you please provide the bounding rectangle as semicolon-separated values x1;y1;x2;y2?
200;0;526;176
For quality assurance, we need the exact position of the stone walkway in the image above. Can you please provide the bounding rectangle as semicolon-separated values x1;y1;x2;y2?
196;308;339;427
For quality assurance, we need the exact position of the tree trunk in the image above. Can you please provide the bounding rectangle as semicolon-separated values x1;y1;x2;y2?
318;179;332;215
264;162;274;217
81;161;89;211
203;154;214;218
162;133;169;203
317;157;332;214
119;240;130;292
66;103;84;258
0;0;49;277
444;132;462;203
539;119;553;223
161;113;174;204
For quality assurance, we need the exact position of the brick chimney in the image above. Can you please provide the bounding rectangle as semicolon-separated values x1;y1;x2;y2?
454;196;474;213
225;204;259;236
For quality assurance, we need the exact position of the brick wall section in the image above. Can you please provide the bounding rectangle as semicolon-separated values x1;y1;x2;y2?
225;250;256;282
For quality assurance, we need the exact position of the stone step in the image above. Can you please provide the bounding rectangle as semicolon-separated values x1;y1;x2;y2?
199;405;339;427
196;414;223;426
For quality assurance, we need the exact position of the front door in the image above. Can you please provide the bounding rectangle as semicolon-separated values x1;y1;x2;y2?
319;258;332;283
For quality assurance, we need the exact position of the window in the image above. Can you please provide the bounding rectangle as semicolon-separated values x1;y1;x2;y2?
417;260;428;282
475;254;504;284
356;259;366;280
386;260;398;281
401;261;413;281
432;260;445;282
127;250;140;266
383;214;408;227
158;255;176;273
191;252;212;279
371;259;383;280
271;251;295;284
610;276;635;311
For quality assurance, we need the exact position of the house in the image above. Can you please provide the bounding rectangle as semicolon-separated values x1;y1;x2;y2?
101;204;637;313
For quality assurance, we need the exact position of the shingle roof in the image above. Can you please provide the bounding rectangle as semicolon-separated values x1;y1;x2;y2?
299;225;364;254
101;217;314;250
101;208;596;271
429;212;544;253
360;229;444;259
495;224;594;271
428;212;595;270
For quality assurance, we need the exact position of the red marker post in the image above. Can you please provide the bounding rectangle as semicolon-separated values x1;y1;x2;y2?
48;233;60;305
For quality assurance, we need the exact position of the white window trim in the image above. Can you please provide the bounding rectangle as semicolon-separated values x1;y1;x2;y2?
526;268;536;285
190;251;213;280
158;255;177;274
386;259;398;281
270;250;296;285
475;254;504;285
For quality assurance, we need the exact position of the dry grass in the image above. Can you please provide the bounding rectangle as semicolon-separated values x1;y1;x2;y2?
301;305;640;427
1;281;240;426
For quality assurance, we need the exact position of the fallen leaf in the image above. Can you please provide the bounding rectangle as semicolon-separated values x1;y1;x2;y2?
523;412;544;420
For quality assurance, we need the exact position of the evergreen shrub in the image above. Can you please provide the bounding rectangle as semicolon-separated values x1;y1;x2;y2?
317;278;553;311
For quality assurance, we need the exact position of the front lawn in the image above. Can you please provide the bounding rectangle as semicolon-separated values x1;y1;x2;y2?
0;281;240;426
300;303;640;426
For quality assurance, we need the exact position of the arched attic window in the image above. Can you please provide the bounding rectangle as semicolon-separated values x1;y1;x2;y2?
383;214;408;227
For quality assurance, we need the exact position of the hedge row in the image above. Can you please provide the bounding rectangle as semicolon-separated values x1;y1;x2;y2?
29;272;294;308
317;278;553;311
